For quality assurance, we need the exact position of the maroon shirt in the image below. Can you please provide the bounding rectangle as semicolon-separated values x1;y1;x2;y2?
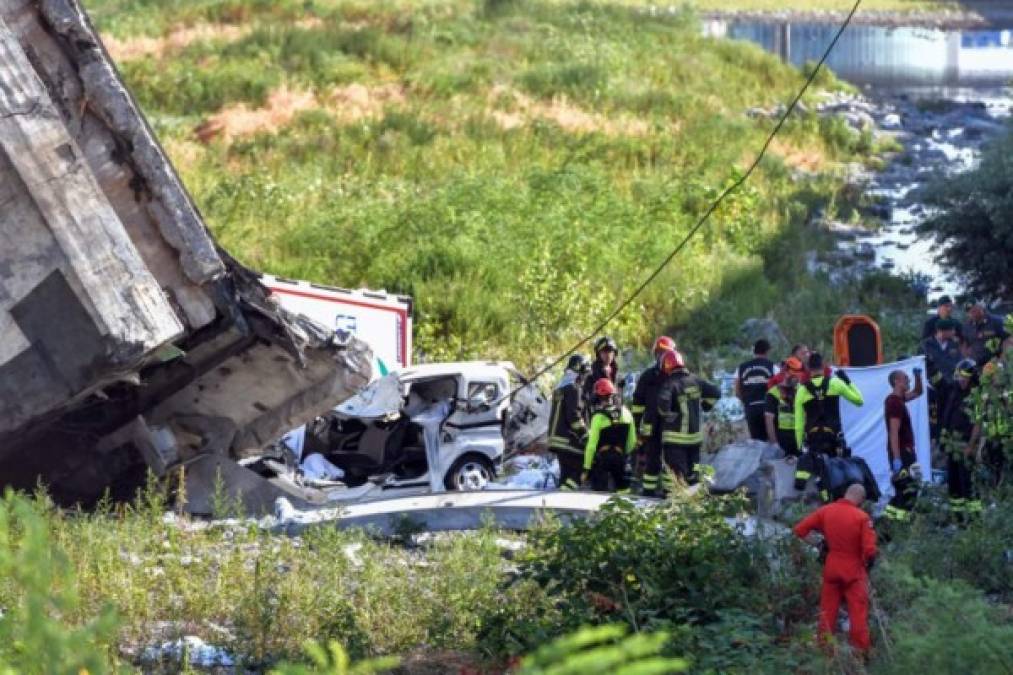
884;394;914;452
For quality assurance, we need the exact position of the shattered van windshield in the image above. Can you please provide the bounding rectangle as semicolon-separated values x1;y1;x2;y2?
334;372;404;419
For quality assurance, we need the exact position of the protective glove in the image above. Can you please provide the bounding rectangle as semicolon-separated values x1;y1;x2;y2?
891;458;903;473
836;369;851;385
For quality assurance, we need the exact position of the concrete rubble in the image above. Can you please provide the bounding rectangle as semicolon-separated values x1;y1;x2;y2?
0;0;372;509
701;440;807;517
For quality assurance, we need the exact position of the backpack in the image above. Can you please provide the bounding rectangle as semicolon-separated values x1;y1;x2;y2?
803;378;844;454
823;456;881;502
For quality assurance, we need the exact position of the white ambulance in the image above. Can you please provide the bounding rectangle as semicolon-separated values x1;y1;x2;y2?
260;274;413;376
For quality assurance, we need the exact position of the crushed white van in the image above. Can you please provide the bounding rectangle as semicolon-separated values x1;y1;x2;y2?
262;362;549;499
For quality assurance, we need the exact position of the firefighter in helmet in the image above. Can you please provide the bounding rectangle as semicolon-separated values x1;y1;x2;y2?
656;349;720;491
582;378;637;492
548;354;591;490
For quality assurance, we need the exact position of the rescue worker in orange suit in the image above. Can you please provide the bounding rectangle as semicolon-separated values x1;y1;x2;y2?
656;349;720;491
883;368;924;523
793;483;877;654
548;354;590;490
735;339;776;441
633;336;676;496
583;336;620;405
582;378;637;492
765;356;806;458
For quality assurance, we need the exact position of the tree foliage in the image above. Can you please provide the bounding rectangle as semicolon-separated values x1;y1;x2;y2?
919;128;1013;299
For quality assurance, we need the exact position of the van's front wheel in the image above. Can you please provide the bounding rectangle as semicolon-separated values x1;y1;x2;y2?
445;454;495;491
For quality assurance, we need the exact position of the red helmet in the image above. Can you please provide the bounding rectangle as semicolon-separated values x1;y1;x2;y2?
659;348;685;374
653;335;676;356
593;378;617;397
784;356;805;375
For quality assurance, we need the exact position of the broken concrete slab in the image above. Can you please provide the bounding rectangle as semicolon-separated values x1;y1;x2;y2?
183;454;324;517
0;0;373;506
273;491;660;537
701;440;805;516
703;440;773;492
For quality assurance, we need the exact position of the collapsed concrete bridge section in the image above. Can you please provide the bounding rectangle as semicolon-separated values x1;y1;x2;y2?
0;0;372;506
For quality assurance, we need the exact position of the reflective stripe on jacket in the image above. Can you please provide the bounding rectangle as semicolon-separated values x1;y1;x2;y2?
794;376;863;448
549;375;586;454
657;371;720;447
766;385;796;431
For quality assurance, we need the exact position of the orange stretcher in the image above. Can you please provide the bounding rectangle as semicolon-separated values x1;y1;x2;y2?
833;315;883;366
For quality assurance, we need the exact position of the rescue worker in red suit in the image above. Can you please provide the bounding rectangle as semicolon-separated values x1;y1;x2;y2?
793;483;877;654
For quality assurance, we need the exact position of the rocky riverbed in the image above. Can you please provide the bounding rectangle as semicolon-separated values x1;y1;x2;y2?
804;89;1011;297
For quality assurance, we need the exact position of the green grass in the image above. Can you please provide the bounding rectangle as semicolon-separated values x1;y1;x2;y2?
77;0;919;370
0;485;516;670
5;484;1010;672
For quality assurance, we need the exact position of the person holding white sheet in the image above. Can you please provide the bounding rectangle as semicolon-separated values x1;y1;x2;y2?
882;368;924;523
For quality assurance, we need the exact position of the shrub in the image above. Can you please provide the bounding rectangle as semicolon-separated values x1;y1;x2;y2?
0;492;121;674
520;62;608;100
871;562;1013;675
919;126;1013;299
486;493;824;665
271;641;398;675
884;485;1013;599
517;624;687;675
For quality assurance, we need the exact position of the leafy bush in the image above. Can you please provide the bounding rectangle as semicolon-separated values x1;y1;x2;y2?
871;562;1013;675
271;641;399;675
517;623;687;675
518;496;764;628
974;350;1013;473
485;494;824;670
0;491;121;674
884;485;1013;599
919;125;1013;299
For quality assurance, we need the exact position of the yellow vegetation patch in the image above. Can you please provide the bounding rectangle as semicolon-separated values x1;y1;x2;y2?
195;86;319;142
328;83;407;123
102;17;323;63
487;85;650;136
195;82;407;142
102;23;250;62
161;136;207;173
767;137;828;172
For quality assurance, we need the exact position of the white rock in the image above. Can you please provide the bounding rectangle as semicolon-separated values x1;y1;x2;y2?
141;636;235;667
342;543;364;568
